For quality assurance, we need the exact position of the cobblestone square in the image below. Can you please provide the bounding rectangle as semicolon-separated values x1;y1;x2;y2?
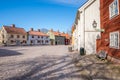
0;46;120;80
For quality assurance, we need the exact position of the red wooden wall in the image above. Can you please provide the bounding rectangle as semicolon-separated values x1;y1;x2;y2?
97;0;120;59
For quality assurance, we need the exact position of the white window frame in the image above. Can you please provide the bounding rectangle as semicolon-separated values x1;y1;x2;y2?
110;31;119;49
109;0;119;19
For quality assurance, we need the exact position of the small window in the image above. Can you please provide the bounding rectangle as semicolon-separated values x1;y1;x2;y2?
11;35;14;38
46;40;48;43
38;36;40;38
31;40;33;43
46;36;48;39
23;40;26;43
41;36;43;38
2;35;4;38
17;35;20;38
32;36;34;38
40;40;42;43
110;31;119;49
42;40;44;43
11;40;14;43
109;0;119;19
23;36;25;38
37;40;40;43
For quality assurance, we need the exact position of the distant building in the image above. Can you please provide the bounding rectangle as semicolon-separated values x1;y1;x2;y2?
27;28;50;45
47;29;65;45
0;24;27;46
61;32;71;45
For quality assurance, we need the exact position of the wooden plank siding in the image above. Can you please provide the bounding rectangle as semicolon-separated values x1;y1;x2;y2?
97;0;120;59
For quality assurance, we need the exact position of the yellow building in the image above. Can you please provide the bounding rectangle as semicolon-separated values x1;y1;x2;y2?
0;24;27;46
71;25;76;46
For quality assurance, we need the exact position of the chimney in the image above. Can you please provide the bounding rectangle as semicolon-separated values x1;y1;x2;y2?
31;28;33;31
38;29;40;32
12;24;15;28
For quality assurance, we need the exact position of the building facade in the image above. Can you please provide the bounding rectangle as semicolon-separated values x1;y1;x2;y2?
72;25;78;50
74;0;100;54
47;29;65;45
0;24;27;46
27;28;50;45
61;32;71;45
97;0;120;62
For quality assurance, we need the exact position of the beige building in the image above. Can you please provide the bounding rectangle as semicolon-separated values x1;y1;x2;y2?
0;24;27;46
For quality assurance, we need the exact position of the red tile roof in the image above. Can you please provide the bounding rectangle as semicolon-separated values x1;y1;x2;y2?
3;26;27;35
61;33;71;39
51;30;70;39
52;31;62;36
28;31;49;36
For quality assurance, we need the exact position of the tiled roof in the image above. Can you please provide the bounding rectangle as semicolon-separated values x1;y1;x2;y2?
52;31;62;36
28;31;49;36
61;33;71;39
3;26;27;35
51;30;70;39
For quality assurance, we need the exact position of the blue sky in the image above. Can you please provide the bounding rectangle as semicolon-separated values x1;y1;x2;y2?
0;0;87;32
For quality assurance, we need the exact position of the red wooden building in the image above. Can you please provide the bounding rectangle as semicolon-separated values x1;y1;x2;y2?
97;0;120;63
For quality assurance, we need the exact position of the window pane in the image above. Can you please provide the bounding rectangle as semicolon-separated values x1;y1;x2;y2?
115;33;118;47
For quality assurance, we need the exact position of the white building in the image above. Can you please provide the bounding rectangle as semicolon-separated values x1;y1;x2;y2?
75;0;100;54
72;25;78;51
27;28;50;45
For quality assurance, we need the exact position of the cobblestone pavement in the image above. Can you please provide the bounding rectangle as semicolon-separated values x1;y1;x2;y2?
0;45;81;80
0;46;120;80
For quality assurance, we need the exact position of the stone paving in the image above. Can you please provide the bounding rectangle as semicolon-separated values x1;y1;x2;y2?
0;46;120;80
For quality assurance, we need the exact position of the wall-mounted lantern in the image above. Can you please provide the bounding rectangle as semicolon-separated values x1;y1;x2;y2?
92;20;97;29
92;20;105;32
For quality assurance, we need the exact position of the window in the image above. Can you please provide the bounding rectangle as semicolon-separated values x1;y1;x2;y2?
110;31;119;49
11;40;14;43
2;35;4;39
31;40;33;43
38;36;40;38
42;40;44;43
41;36;43;39
17;35;20;38
46;36;48;39
2;40;4;44
23;36;25;38
109;0;119;19
32;36;34;38
23;40;26;43
37;40;40;43
40;40;42;43
46;40;48;43
11;35;14;38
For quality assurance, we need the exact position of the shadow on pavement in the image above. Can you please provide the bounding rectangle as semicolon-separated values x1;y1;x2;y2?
0;49;22;57
6;54;116;80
